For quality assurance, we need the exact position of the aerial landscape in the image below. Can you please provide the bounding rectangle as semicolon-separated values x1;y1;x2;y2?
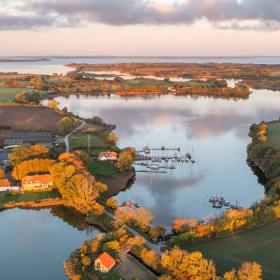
1;1;280;280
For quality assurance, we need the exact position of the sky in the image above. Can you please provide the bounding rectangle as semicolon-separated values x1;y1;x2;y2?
0;0;280;56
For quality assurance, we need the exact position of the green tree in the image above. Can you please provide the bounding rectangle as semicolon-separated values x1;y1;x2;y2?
57;117;77;135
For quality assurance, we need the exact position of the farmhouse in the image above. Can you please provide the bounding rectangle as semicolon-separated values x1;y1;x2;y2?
22;174;53;191
94;252;116;273
0;131;53;147
98;151;118;161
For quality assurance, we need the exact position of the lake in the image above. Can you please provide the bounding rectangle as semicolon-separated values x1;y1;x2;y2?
54;89;280;225
0;208;98;280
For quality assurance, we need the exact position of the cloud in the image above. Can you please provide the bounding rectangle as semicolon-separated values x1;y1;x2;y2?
1;0;279;31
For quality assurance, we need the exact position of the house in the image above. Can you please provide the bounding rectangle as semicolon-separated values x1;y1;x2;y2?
167;87;177;95
98;151;118;161
94;252;116;273
0;178;11;192
22;174;53;191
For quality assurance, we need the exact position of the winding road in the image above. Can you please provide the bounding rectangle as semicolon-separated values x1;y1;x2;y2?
64;119;86;152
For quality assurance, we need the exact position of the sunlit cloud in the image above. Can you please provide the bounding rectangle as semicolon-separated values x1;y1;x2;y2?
0;0;279;30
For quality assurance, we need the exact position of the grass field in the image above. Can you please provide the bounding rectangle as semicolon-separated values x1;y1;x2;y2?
0;190;60;205
0;106;62;133
69;133;111;150
186;220;280;280
0;86;46;102
267;121;280;151
86;158;119;178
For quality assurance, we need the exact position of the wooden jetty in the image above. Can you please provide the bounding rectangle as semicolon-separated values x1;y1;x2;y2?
209;196;243;210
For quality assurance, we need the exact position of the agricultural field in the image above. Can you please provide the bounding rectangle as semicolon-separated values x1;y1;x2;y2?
0;106;62;133
266;121;280;150
186;220;280;280
0;86;45;102
69;132;111;150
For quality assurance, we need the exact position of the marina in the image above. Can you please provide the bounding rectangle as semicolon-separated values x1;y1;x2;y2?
209;196;243;210
135;146;195;173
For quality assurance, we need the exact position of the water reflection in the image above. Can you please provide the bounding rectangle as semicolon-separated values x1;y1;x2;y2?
0;208;98;280
54;90;280;225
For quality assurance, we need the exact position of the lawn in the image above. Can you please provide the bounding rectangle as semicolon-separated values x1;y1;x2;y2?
69;133;111;150
266;121;280;151
86;158;119;178
0;190;61;205
186;220;280;280
0;86;46;102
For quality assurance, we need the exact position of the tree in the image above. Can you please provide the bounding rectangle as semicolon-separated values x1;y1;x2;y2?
224;269;238;280
103;240;120;253
149;226;166;241
0;169;5;179
126;236;145;250
161;247;217;280
116;149;135;171
81;256;91;267
140;248;161;271
106;197;118;209
12;158;55;180
49;157;106;215
48;99;59;110
57;117;77;135
107;134;119;145
9;145;49;166
9;146;32;166
238;262;262;280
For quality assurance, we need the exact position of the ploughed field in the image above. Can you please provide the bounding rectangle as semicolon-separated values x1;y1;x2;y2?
186;220;280;280
0;106;62;133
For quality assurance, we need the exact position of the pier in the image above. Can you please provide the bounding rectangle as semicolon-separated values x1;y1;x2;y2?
209;196;243;210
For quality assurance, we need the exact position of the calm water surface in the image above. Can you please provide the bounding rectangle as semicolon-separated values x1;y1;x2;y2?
0;208;98;280
54;90;280;225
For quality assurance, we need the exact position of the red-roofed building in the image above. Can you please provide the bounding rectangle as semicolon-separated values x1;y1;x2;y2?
94;252;116;273
22;174;53;191
98;151;118;161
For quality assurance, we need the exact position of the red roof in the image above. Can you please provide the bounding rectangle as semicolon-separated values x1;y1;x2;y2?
99;151;117;158
96;252;116;270
22;174;53;184
0;179;10;187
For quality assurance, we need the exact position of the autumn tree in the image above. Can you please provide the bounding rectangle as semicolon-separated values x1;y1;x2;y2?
12;158;55;180
161;247;217;280
48;99;59;110
238;262;262;280
116;148;135;172
106;197;118;209
49;156;106;215
0;169;5;179
9;145;50;166
57;116;78;135
149;226;166;241
140;248;161;271
107;133;119;145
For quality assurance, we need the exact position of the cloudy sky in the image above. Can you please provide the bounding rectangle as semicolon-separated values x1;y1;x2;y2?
1;0;280;56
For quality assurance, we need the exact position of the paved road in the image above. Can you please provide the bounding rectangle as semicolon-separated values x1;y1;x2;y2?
105;210;165;256
64;119;86;152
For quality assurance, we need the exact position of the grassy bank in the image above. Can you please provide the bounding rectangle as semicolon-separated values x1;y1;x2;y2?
86;158;119;178
0;190;61;206
266;121;280;151
186;220;280;280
